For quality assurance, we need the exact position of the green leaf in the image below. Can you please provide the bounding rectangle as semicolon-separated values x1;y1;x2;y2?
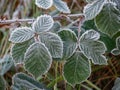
95;2;120;36
111;37;120;55
82;20;116;52
25;42;52;78
111;0;120;10
35;0;53;9
112;78;120;90
53;0;71;13
58;29;77;60
39;32;63;58
86;0;96;3
50;21;61;33
84;0;107;20
80;30;107;65
0;76;5;90
9;27;34;43
63;51;91;86
0;55;14;75
99;33;116;52
11;73;47;90
11;39;34;64
32;15;54;33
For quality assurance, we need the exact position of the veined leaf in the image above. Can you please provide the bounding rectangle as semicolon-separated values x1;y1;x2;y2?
112;78;120;90
111;37;120;55
111;0;120;10
50;21;61;33
11;73;47;90
82;20;116;52
58;29;77;60
80;30;107;65
84;0;107;20
24;42;52;78
0;76;5;90
32;15;54;33
9;27;34;43
86;0;96;3
63;51;91;86
0;55;14;75
53;0;70;13
39;32;63;58
95;2;120;36
35;0;53;9
11;39;34;64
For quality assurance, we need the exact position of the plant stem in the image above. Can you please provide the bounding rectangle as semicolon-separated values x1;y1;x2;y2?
80;84;92;90
0;14;84;25
54;62;58;90
85;80;101;90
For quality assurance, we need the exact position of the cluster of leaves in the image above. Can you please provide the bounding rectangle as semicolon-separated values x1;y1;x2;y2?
1;0;120;89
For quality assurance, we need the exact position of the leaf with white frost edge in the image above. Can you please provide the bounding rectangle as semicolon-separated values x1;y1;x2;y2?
63;51;91;86
24;42;52;78
84;0;107;20
58;29;77;60
11;73;47;90
32;15;54;34
0;55;14;75
39;32;63;59
9;27;34;43
53;0;71;13
35;0;53;9
112;78;120;90
111;37;120;55
11;39;34;64
95;2;120;36
80;30;107;65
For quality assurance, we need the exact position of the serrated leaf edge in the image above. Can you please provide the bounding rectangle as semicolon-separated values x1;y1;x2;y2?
24;42;52;78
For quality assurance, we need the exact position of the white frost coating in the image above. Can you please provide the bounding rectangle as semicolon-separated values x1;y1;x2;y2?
9;27;35;43
32;14;54;33
24;42;52;78
53;0;71;13
35;0;53;9
80;30;100;41
84;0;107;20
39;32;63;58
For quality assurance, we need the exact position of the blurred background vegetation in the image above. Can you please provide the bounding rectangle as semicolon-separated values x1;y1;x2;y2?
0;0;120;90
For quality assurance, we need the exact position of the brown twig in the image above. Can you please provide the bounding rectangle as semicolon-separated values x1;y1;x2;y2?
0;14;84;25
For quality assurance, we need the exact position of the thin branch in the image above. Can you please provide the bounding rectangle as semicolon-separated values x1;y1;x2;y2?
0;14;84;25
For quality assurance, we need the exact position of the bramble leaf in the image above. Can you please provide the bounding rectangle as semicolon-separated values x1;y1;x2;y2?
40;32;63;58
0;55;14;75
24;42;52;78
111;37;120;55
53;0;70;13
9;27;34;43
112;78;120;90
32;15;54;33
11;73;47;90
11;39;34;64
84;0;107;20
63;51;91;86
35;0;53;9
80;30;107;65
95;3;120;36
58;29;77;60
